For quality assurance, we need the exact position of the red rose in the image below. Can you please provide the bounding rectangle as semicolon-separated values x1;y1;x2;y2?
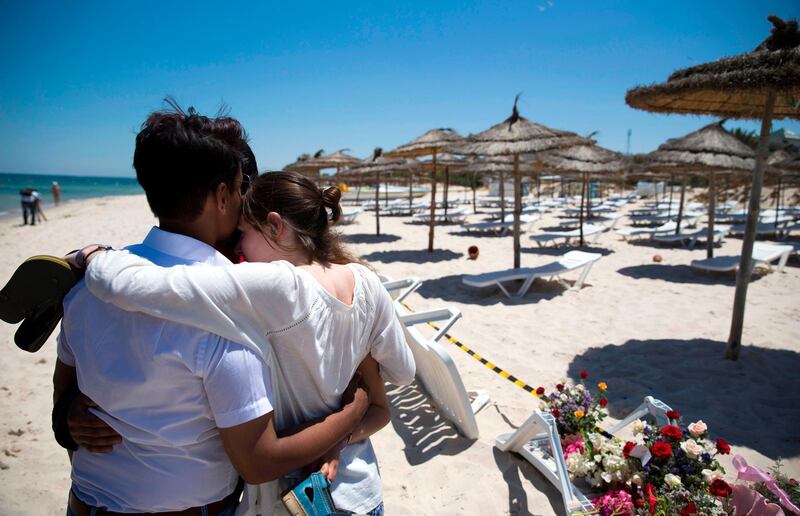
716;438;730;455
580;370;588;379
660;425;682;441
599;398;608;407
644;483;657;515
552;409;560;418
556;383;564;392
709;479;732;497
536;386;545;396
666;410;681;420
623;441;635;458
678;502;697;515
651;441;672;459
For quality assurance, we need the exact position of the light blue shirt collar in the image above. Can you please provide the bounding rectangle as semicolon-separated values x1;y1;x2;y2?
132;226;233;267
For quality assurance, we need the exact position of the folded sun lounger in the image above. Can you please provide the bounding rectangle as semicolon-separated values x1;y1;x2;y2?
690;242;794;274
495;396;673;515
462;250;602;298
382;278;489;440
340;208;363;225
529;224;608;247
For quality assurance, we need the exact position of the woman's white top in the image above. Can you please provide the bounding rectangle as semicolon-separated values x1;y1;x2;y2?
85;252;415;514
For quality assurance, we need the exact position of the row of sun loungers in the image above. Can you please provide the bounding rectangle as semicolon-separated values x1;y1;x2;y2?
690;242;794;274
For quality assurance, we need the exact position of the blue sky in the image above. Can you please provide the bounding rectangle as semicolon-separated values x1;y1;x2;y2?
1;1;798;177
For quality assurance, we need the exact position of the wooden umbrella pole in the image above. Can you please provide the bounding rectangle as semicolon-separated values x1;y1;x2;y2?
384;176;389;206
586;174;593;220
499;168;506;221
375;170;381;236
675;175;687;234
727;90;777;360
408;172;413;212
513;154;522;269
444;166;450;216
667;173;674;218
471;171;478;214
774;175;782;229
579;172;586;246
707;170;716;259
427;151;437;252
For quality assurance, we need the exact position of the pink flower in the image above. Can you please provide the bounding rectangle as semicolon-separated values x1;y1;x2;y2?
561;433;585;459
593;489;634;516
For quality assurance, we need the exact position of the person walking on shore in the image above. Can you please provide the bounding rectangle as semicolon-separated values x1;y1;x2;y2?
19;188;35;225
52;181;62;205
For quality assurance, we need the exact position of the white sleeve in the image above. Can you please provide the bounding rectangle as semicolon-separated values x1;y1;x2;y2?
85;250;311;356
56;322;75;367
202;338;274;428
365;273;415;386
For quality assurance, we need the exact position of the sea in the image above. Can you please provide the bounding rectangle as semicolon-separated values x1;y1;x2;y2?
0;172;143;219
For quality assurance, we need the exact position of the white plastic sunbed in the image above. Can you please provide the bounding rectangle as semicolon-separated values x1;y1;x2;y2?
652;225;730;250
691;242;794;273
461;251;602;299
340;208;363;225
382;279;489;440
461;213;540;234
728;221;791;238
615;221;677;241
412;207;468;224
496;396;672;515
529;224;608;247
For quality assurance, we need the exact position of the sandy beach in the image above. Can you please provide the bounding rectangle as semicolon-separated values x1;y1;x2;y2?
0;191;798;515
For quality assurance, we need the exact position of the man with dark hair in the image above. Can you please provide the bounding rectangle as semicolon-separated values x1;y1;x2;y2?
54;106;367;515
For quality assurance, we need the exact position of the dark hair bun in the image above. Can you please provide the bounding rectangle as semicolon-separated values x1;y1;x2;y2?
321;186;342;223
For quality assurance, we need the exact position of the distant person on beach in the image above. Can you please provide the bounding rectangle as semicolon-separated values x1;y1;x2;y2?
32;189;46;222
53;106;374;515
19;187;35;225
80;170;413;516
52;181;62;205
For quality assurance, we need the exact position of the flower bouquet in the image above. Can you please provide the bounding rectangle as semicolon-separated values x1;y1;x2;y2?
536;372;742;515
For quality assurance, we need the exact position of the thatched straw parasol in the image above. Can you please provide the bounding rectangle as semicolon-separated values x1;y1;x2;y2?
283;150;326;177
626;15;800;360
450;97;591;268
345;149;418;235
536;141;627;245
386;128;463;252
767;150;800;227
641;121;755;257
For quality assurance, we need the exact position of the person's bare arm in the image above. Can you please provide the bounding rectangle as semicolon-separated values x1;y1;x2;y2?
218;377;369;485
349;355;390;443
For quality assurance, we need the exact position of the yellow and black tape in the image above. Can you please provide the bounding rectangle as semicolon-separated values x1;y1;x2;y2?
400;301;540;398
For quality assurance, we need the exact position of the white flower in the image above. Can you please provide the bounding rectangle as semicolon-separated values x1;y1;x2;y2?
632;419;646;435
681;439;704;459
688;420;708;437
702;468;724;484
631;473;643;486
575;384;585;392
560;393;568;402
664;473;682;488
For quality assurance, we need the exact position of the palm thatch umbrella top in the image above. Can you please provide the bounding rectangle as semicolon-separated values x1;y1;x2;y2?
385;128;463;158
450;104;590;157
626;16;800;119
535;142;628;174
306;149;362;169
644;121;756;172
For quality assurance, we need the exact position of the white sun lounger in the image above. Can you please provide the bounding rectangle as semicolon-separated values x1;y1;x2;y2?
729;221;791;237
496;396;672;516
412;207;468;224
691;242;794;273
462;251;602;298
652;225;730;250
381;278;490;439
461;214;540;234
529;224;608;247
615;221;677;241
340;208;363;225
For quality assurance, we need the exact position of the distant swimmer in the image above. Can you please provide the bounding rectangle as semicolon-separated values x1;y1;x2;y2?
51;181;61;205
